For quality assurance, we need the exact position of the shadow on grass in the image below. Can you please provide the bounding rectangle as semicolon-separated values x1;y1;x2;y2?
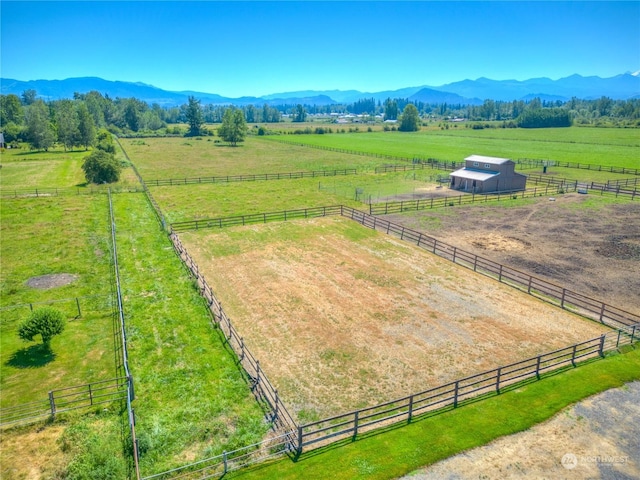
6;344;56;368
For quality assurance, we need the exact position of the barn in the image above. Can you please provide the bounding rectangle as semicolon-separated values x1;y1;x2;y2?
449;155;527;193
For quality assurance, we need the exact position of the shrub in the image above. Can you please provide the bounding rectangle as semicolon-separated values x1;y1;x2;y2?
82;150;122;184
18;307;65;348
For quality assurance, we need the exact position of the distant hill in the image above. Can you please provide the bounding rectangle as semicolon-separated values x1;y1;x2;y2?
2;73;639;107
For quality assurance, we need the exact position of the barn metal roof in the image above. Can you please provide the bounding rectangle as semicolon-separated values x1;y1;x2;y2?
450;168;499;181
465;155;512;165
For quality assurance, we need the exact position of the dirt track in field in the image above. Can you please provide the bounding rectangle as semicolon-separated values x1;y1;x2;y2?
385;193;640;315
182;217;609;421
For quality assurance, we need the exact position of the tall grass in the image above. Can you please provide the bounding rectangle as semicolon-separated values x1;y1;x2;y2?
111;192;269;475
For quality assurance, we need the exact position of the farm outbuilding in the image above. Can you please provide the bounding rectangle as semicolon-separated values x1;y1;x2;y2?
449;155;527;193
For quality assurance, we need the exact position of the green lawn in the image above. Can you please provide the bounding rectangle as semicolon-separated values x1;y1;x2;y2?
265;127;640;168
230;348;640;480
111;192;270;475
0;195;116;406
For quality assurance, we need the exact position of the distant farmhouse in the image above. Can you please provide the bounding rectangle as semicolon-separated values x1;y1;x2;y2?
449;155;527;194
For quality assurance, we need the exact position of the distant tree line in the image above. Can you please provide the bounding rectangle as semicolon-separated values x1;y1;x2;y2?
2;88;639;151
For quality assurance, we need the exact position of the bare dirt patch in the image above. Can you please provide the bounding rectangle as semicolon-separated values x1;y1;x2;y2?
182;217;610;422
405;381;640;479
0;424;68;479
25;273;78;290
385;194;640;314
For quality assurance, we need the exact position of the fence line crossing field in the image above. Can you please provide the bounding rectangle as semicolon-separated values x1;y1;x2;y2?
179;216;611;422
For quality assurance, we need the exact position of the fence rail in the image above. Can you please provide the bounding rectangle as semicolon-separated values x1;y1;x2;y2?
0;185;142;198
146;169;357;187
0;377;128;427
298;324;638;449
142;431;293;480
369;184;574;215
170;205;343;232
341;206;640;329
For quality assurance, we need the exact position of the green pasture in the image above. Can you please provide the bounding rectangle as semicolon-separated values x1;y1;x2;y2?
119;136;382;180
265;126;640;168
0;143;138;190
0;195;115;406
231;348;640;480
149;177;364;222
111;192;269;475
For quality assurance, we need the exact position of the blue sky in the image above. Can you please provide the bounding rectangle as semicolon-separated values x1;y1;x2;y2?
1;1;639;97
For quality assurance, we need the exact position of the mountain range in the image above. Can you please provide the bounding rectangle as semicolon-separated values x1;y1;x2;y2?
1;73;639;107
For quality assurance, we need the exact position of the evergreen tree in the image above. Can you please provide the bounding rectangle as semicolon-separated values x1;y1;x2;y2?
185;96;204;136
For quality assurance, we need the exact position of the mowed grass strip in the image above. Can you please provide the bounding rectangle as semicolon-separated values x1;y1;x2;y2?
111;192;269;476
120;136;381;180
229;348;640;480
267;127;640;168
0;195;116;406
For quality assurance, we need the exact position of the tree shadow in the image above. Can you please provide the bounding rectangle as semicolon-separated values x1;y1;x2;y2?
6;344;56;368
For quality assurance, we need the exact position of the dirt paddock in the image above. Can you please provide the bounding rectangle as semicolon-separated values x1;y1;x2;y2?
386;193;640;314
182;216;611;421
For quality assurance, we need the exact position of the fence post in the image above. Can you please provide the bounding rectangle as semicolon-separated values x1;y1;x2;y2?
240;337;245;361
297;425;303;456
223;451;228;474
496;368;502;393
255;360;261;389
616;330;622;349
631;326;637;344
274;390;279;422
561;289;566;309
88;384;93;405
571;344;577;367
473;255;478;272
408;394;414;423
453;381;459;408
498;264;503;282
49;391;56;418
599;335;606;357
535;355;542;379
353;411;359;439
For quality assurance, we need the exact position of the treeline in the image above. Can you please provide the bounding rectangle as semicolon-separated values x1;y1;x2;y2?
2;88;640;150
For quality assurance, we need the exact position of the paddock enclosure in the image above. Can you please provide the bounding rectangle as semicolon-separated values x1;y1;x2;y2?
180;215;611;420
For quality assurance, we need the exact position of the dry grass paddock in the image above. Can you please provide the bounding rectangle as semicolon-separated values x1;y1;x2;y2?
180;216;610;422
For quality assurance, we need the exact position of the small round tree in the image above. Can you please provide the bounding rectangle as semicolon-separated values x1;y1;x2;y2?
82;149;122;184
18;307;65;349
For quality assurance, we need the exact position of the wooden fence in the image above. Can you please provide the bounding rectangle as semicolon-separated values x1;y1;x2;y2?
341;206;640;329
297;324;638;450
169;233;298;440
170;205;343;232
0;377;128;427
368;184;575;215
141;431;293;480
146;169;357;187
0;185;142;198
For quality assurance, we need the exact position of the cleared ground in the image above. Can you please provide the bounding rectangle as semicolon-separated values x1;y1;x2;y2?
407;381;640;479
181;216;610;422
385;193;640;314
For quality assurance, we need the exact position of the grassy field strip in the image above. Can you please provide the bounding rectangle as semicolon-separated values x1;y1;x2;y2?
119;136;384;180
262;128;640;168
111;192;270;476
229;348;640;480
